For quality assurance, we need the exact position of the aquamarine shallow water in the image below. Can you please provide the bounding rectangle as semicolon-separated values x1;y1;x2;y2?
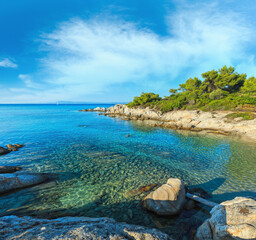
0;104;255;238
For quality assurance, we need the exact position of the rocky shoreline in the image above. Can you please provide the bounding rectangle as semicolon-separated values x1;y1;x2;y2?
88;104;256;142
0;215;171;240
1;120;256;239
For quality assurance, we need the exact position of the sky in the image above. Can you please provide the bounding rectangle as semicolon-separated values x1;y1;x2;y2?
1;0;256;103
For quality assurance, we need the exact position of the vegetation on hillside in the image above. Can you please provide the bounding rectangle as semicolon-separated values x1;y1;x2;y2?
127;66;256;112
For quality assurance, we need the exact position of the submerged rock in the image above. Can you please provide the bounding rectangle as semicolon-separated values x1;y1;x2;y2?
188;187;211;199
0;147;11;155
196;197;256;240
142;178;186;216
0;166;22;173
183;199;196;210
0;215;171;240
0;173;49;194
126;184;158;196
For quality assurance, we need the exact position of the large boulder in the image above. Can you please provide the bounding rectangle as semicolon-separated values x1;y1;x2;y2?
0;215;171;240
0;146;11;155
0;173;49;194
142;178;186;216
0;166;22;173
196;197;256;240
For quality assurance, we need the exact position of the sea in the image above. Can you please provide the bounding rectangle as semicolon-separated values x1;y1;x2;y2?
0;104;255;239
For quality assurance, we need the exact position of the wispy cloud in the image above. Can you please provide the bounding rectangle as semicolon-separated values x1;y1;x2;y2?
1;1;256;103
0;58;17;68
18;74;43;89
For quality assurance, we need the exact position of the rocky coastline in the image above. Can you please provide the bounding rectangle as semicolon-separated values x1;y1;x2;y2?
1;121;256;239
88;104;256;142
0;215;171;240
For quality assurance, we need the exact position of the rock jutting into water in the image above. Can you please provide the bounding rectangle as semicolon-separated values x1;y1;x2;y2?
94;104;256;141
142;178;186;216
0;147;11;155
188;187;212;199
7;144;19;151
0;173;49;194
7;143;25;151
0;215;171;240
196;197;256;240
0;166;22;173
78;107;106;112
0;144;25;154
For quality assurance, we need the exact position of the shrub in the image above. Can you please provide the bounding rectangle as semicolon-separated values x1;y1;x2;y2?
225;112;256;120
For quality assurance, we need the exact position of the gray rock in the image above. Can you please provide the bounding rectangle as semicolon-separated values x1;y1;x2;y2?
142;178;186;216
0;215;171;240
0;173;49;194
196;197;256;239
0;166;22;173
184;199;196;210
0;146;11;155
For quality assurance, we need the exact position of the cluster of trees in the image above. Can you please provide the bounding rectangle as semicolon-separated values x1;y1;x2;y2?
127;66;256;112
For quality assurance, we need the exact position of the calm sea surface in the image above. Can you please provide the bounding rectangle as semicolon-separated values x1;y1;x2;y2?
0;104;255;238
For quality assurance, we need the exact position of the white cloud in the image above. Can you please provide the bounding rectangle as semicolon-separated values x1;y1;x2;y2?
0;58;17;68
18;74;43;89
1;2;256;103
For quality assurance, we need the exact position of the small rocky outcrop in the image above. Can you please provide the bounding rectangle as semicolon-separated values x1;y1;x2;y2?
78;107;106;112
142;178;186;216
0;166;22;173
0;147;11;155
14;143;25;148
0;144;25;154
7;144;19;151
196;197;256;240
0;215;171;240
0;173;49;194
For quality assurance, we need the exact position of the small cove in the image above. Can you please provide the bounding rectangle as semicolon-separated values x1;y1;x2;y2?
0;104;255;239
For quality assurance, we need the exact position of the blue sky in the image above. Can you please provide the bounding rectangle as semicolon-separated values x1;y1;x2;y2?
1;0;256;103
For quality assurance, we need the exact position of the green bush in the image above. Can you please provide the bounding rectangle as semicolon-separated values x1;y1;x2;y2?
225;112;256;120
127;92;161;108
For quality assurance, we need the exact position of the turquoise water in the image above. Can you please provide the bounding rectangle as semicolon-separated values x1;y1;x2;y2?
0;104;255;239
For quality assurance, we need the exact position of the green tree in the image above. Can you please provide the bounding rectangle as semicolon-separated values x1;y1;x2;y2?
201;70;219;93
169;88;177;95
127;92;161;107
215;66;246;93
241;77;256;93
179;77;201;92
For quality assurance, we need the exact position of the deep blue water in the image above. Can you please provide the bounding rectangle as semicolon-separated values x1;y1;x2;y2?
0;104;255;238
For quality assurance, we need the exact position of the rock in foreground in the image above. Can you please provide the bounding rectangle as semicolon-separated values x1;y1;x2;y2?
196;197;256;240
0;173;49;194
143;178;186;216
0;215;171;240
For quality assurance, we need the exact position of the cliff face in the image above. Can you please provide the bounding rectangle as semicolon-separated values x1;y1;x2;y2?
104;104;256;141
